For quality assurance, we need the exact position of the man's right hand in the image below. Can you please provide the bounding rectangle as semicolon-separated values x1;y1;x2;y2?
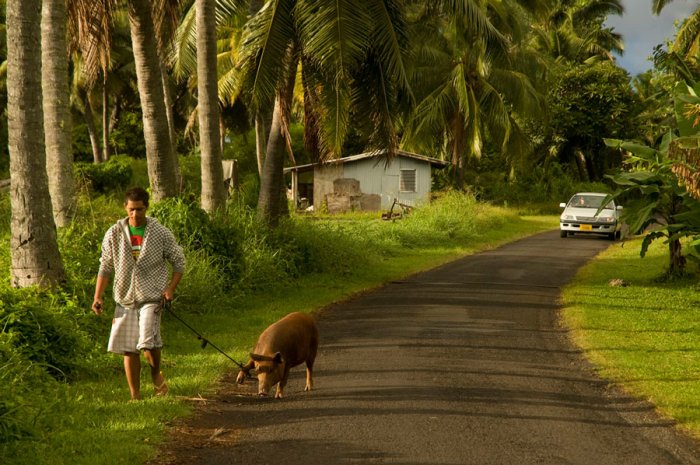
92;299;104;315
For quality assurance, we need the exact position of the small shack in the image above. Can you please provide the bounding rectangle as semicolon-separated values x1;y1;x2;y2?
284;149;448;213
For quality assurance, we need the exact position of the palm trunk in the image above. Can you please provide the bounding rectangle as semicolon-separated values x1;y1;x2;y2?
83;92;103;164
159;61;182;188
257;47;297;227
109;95;122;135
42;0;76;227
257;96;287;227
197;0;226;213
128;0;179;201
8;0;65;287
102;78;111;162
255;111;266;177
451;112;465;188
574;148;590;182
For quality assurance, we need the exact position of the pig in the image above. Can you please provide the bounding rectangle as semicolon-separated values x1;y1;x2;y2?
236;312;319;398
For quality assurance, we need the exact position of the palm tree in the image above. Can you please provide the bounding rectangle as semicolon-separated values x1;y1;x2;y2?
654;1;700;62
127;0;179;201
403;0;543;186
7;0;65;287
42;0;77;226
530;0;624;66
197;0;227;212
236;0;412;227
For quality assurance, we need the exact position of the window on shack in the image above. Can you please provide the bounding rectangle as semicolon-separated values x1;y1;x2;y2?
400;169;417;192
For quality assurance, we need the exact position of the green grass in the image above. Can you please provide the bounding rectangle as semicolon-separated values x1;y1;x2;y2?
561;238;700;439
1;200;557;465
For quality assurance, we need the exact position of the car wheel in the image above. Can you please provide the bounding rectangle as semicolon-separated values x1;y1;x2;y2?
608;233;616;241
560;230;567;238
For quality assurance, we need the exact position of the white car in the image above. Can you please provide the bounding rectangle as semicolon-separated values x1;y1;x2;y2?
559;192;622;240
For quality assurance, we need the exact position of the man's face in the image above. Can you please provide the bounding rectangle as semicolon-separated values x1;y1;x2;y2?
125;200;147;227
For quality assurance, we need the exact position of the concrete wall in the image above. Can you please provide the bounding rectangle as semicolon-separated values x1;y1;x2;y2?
313;164;343;211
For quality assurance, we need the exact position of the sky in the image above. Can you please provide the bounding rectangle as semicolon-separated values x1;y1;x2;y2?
604;0;698;76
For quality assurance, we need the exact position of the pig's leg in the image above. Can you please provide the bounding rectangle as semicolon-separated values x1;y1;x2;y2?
305;345;317;391
275;366;291;399
304;359;315;391
236;359;254;384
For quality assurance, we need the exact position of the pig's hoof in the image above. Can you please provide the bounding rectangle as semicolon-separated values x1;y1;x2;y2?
235;372;246;384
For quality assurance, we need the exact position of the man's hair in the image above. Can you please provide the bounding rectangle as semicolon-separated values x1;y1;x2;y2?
124;187;150;207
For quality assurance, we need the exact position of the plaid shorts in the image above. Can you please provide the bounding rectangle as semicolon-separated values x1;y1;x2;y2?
108;302;163;354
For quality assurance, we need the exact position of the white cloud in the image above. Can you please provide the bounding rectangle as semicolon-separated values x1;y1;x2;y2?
604;0;698;75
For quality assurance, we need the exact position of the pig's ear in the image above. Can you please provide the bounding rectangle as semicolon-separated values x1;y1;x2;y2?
272;352;283;364
250;352;265;362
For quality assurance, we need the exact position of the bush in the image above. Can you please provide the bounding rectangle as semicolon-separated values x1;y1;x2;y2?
0;288;95;381
149;198;244;287
74;156;133;193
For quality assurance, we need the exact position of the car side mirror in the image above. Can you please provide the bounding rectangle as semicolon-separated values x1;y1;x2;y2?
559;203;566;208
616;205;623;210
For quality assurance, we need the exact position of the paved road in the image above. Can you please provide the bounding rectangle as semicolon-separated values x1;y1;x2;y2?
155;231;700;465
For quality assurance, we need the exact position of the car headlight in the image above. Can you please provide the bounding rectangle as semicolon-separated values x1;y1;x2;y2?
561;214;574;221
598;216;615;223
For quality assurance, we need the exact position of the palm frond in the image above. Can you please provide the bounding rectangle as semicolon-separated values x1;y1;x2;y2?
672;6;700;58
572;0;623;25
653;0;676;15
352;57;399;154
295;0;371;73
366;0;413;99
404;80;455;145
171;3;198;79
240;0;296;110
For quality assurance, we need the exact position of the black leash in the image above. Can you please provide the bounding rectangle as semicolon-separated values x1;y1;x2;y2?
162;300;249;373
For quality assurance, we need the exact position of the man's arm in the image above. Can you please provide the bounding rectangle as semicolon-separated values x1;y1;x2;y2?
162;271;182;302
92;275;110;315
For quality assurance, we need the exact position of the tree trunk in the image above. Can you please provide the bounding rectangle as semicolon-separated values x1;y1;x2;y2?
159;60;182;188
574;148;590;182
8;0;65;287
102;78;111;162
41;0;76;227
109;95;122;134
128;0;179;201
257;46;297;227
451;112;465;189
669;237;686;276
83;91;103;164
257;96;287;227
255;111;266;177
197;0;227;213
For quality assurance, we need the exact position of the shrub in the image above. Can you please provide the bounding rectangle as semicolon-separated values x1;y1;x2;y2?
149;198;244;287
0;288;95;381
74;156;133;193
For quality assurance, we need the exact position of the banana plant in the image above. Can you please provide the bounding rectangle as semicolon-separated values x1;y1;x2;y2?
604;131;700;277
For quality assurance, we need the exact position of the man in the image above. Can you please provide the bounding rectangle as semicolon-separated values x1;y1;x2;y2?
92;187;185;400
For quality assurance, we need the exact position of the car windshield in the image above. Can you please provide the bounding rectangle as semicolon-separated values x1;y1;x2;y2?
568;195;613;209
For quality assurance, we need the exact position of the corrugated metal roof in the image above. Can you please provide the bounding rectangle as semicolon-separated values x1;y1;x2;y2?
283;149;449;173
